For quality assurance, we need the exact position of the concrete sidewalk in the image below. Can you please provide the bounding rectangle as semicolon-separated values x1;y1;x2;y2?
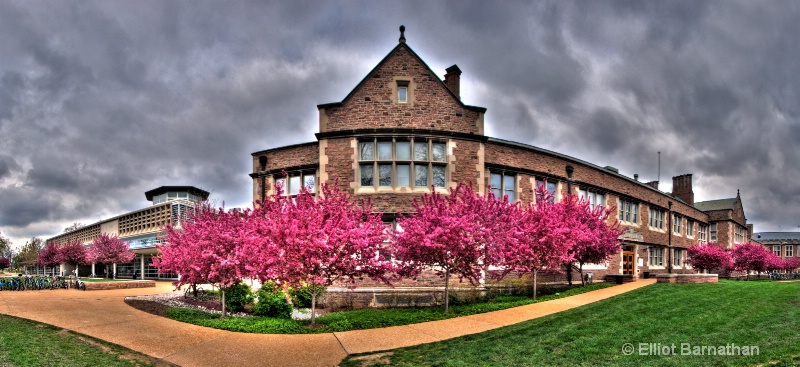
0;279;656;366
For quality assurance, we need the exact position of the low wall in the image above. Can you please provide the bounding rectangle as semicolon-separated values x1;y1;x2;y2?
84;280;156;290
655;274;718;284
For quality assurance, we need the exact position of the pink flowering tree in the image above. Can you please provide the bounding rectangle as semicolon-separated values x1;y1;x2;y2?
246;179;392;324
501;184;574;299
783;256;800;272
561;193;622;286
732;242;774;280
0;257;10;270
38;242;61;276
395;183;518;311
686;243;732;274
154;203;250;317
89;233;135;278
55;239;90;277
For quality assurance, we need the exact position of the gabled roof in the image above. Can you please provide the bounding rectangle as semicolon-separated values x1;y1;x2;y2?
694;198;736;212
316;41;486;113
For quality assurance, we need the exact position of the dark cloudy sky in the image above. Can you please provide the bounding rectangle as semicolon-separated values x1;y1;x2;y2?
2;0;799;248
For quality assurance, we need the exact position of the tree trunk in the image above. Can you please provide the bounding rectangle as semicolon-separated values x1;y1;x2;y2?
566;263;573;286
579;263;586;286
310;290;318;326
444;268;451;313
532;269;539;300
221;289;227;318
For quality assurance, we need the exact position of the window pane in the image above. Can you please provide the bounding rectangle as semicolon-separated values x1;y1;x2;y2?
304;175;315;192
397;165;410;187
399;86;407;102
360;164;373;186
579;189;587;200
597;194;605;208
432;165;446;187
414;142;428;161
432;143;446;162
360;142;373;161
396;142;411;160
505;188;515;202
289;176;301;195
379;164;392;186
491;187;501;199
588;192;596;209
415;165;428;187
378;142;392;160
490;174;501;192
503;175;515;191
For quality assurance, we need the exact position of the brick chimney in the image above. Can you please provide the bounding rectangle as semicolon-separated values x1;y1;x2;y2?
645;181;659;190
444;64;462;100
671;174;694;205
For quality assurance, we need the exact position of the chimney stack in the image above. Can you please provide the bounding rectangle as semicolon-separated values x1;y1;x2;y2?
444;65;462;100
645;181;659;190
671;174;694;205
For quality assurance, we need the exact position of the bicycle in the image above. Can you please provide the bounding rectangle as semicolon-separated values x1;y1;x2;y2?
70;277;87;291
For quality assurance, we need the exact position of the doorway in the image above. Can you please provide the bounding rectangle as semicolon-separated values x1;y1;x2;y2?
622;245;635;275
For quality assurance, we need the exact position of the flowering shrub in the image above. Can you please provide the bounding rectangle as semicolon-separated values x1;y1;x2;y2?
687;243;732;273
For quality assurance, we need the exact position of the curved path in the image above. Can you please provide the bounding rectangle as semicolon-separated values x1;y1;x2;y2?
0;279;655;366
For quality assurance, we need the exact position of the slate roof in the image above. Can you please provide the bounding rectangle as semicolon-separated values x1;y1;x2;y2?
752;232;800;242
694;198;736;212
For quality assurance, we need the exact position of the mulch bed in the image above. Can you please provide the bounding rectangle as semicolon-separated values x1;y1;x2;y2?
125;296;229;316
124;299;171;317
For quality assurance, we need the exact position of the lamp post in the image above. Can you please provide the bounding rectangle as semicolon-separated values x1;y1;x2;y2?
667;201;673;274
259;156;268;205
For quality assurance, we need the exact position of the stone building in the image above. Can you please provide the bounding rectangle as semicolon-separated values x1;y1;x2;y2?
249;27;752;295
753;232;800;260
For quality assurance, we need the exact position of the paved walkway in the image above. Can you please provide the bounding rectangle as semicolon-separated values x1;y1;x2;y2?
0;279;656;366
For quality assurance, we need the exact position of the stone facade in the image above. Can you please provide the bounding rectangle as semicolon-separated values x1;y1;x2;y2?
250;30;752;297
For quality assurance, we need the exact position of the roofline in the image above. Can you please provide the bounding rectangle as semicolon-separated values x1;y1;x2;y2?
251;141;318;157
315;42;486;113
486;137;708;216
144;186;210;201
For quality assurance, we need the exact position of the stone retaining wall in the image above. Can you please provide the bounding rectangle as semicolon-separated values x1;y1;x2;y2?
84;280;156;290
655;274;718;284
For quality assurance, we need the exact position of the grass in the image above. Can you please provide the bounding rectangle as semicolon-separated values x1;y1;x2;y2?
0;314;165;367
165;283;615;334
340;280;800;367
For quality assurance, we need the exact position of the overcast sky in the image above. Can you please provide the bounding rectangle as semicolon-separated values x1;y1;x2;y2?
1;0;799;248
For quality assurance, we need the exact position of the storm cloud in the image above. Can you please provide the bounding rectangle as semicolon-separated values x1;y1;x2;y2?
1;0;799;247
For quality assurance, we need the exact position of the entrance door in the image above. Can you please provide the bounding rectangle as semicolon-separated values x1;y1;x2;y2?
622;251;635;275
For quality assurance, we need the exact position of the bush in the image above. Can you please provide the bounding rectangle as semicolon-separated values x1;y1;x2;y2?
289;284;320;308
222;281;254;313
253;286;292;319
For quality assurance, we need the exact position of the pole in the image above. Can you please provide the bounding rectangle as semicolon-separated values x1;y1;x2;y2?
667;201;673;274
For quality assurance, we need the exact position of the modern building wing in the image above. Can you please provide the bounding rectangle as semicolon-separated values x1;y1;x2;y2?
46;186;208;279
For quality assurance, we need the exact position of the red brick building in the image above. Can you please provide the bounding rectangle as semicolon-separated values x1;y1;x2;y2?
250;27;750;293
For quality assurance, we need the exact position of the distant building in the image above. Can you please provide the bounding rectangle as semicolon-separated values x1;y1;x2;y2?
46;186;208;278
753;232;800;259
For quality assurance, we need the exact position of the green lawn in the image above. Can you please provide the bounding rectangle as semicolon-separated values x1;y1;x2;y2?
165;283;615;334
341;280;800;367
0;314;164;367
